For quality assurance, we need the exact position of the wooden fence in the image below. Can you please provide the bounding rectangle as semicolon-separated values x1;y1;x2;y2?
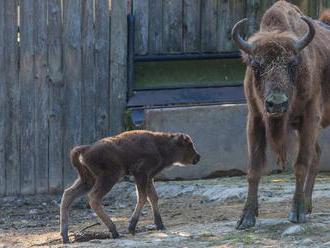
0;0;128;196
2;0;330;196
133;0;330;56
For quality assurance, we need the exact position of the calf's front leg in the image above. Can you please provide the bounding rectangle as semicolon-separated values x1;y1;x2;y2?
147;179;165;230
236;114;266;230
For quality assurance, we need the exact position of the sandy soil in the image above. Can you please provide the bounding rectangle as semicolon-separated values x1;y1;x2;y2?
1;173;330;247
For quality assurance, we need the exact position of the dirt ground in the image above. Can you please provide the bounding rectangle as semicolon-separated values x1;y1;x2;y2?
1;173;330;247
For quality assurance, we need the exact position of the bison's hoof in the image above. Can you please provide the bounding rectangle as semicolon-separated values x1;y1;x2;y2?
288;203;307;223
128;225;136;235
61;232;70;244
236;209;256;230
305;199;313;214
112;230;120;239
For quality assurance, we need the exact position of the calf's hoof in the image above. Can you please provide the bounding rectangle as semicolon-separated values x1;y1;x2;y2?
112;230;120;239
304;199;313;214
156;223;166;231
288;202;307;223
61;235;69;244
128;226;136;235
236;209;256;230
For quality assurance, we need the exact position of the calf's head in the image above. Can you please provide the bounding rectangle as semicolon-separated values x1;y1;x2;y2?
232;16;315;117
172;133;200;165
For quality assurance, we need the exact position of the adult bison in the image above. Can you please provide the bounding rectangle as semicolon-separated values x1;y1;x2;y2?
232;0;330;229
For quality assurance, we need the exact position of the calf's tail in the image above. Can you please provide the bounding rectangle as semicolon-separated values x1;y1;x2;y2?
70;145;93;184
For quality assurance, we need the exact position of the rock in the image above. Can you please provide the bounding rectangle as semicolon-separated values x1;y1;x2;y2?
145;224;157;230
301;238;313;245
203;186;246;202
281;225;305;236
29;209;38;215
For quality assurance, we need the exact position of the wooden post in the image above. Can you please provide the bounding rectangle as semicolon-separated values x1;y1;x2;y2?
34;0;49;193
48;0;64;193
63;0;82;187
110;0;128;135
19;0;35;195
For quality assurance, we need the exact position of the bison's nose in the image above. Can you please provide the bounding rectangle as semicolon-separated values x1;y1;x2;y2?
192;154;201;164
265;92;289;114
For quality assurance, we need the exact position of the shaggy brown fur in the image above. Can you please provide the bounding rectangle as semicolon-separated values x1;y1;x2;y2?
60;130;200;243
232;1;330;229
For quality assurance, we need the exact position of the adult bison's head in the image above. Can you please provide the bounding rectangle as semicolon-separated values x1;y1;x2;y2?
232;16;315;118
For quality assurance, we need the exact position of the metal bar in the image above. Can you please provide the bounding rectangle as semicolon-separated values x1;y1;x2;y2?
127;14;135;97
134;51;241;62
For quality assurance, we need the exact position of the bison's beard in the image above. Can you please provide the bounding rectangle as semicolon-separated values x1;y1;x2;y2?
264;114;289;169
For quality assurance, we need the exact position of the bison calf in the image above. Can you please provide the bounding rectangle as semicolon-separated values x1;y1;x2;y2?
60;130;200;243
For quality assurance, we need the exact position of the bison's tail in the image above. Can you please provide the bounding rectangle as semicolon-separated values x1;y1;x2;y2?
70;145;93;183
320;9;330;25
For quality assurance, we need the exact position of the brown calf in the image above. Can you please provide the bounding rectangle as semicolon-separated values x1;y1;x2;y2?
60;130;200;243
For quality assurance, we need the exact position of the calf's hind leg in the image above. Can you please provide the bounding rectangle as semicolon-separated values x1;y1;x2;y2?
88;174;120;239
60;178;91;243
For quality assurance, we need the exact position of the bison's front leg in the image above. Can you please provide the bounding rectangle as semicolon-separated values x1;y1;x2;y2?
236;114;266;230
289;106;319;223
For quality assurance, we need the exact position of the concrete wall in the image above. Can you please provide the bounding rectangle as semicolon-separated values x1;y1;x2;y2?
144;104;330;180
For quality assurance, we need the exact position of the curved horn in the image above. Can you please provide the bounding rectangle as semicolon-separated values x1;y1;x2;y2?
294;16;315;52
231;18;253;54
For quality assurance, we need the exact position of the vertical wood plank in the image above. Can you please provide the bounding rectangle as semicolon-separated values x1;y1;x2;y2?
201;0;218;52
217;0;245;52
163;0;183;53
82;0;96;144
48;0;64;193
63;0;82;187
148;0;163;54
34;0;49;193
183;0;201;53
0;0;5;196
245;0;261;36
319;0;330;14
110;0;128;134
19;0;35;194
134;0;149;55
95;0;110;139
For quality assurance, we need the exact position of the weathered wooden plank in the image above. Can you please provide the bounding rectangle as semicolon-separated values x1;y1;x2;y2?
217;0;245;52
48;0;64;193
163;0;183;53
19;0;35;194
0;0;5;196
34;0;49;194
201;0;218;52
82;0;96;144
110;0;128;134
134;0;149;55
148;0;163;54
95;0;110;139
319;0;330;13
245;0;261;36
183;0;201;53
63;0;82;187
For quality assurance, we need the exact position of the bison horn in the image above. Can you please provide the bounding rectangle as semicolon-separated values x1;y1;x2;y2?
294;16;315;52
231;18;253;54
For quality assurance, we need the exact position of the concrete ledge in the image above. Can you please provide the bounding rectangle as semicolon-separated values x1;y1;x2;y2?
144;104;330;180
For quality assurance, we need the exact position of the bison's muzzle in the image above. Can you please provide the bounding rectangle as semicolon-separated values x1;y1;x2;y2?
192;154;201;164
265;91;289;116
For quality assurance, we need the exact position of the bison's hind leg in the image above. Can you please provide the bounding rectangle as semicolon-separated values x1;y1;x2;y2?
60;178;91;243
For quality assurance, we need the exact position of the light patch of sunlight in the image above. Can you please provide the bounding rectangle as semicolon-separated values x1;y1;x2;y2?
272;179;287;183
